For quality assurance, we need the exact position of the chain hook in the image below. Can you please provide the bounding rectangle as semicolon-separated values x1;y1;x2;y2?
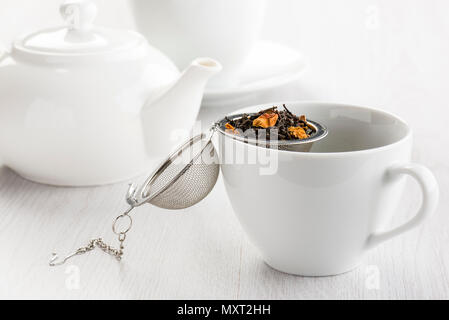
49;250;81;267
49;204;136;267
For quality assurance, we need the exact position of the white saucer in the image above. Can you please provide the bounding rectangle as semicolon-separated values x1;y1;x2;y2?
202;41;307;108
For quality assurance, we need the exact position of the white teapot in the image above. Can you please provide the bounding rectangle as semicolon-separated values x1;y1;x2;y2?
0;0;221;186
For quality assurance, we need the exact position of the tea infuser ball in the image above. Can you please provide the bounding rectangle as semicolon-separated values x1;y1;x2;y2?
128;133;221;210
49;132;220;266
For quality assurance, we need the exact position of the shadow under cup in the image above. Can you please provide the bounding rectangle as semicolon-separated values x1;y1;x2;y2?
219;102;415;276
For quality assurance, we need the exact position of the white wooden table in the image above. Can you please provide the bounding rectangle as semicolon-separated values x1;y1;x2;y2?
0;0;448;300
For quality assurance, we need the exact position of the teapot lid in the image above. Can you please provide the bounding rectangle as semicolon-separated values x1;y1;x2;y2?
13;1;146;58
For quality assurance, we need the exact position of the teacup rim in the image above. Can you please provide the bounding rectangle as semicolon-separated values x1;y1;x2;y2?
219;100;413;157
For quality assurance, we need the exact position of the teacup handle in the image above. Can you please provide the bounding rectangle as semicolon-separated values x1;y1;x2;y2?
366;163;439;250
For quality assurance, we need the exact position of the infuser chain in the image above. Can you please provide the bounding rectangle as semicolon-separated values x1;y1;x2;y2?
49;205;135;267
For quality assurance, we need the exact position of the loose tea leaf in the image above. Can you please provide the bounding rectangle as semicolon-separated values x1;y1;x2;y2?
225;105;315;141
225;123;238;134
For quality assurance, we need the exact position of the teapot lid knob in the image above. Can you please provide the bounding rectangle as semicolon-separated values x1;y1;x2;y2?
60;0;98;32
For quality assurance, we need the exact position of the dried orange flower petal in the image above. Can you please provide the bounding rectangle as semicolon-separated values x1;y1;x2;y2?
288;126;309;140
225;123;240;135
253;113;279;129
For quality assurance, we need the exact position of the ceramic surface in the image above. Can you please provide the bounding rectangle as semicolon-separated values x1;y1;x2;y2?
218;102;439;276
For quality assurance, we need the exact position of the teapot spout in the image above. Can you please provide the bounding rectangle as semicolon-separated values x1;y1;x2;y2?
141;58;222;157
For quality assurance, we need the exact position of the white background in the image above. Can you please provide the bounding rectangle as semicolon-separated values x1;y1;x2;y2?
0;0;448;299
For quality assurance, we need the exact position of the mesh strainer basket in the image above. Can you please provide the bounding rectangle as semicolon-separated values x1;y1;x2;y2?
127;132;220;210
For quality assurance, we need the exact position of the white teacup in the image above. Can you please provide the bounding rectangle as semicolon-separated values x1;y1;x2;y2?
130;0;267;88
218;102;439;276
